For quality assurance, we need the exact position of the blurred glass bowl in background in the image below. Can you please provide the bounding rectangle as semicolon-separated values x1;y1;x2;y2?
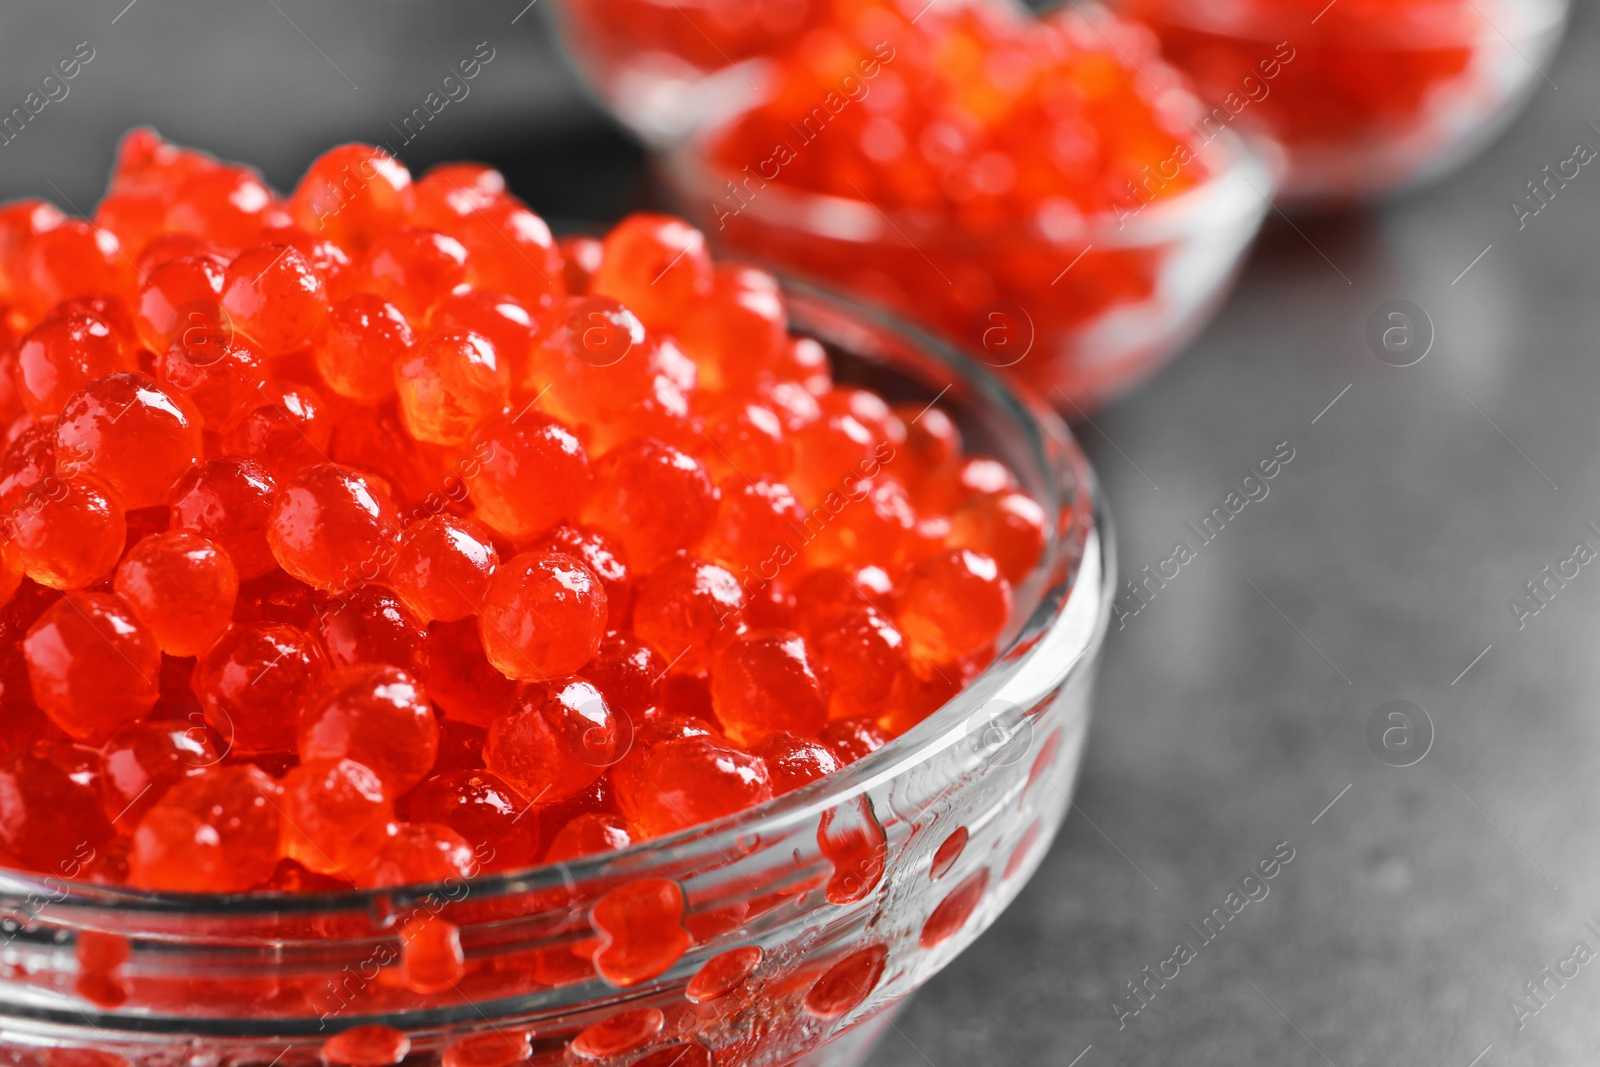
664;127;1271;412
1118;0;1571;205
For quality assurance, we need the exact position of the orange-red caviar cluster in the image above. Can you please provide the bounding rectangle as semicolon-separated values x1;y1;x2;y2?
699;0;1212;398
0;131;1047;893
1123;0;1478;172
714;0;1207;223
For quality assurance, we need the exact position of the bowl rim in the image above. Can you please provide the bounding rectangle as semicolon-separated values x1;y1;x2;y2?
0;280;1114;917
1117;0;1570;47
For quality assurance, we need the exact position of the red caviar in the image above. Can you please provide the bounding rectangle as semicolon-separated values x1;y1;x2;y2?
1120;0;1534;201
0;130;1041;894
681;0;1219;405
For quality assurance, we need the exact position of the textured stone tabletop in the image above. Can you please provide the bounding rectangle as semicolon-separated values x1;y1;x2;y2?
870;4;1600;1064
2;2;1599;1063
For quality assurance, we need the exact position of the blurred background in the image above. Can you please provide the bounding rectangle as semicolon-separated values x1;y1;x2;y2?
5;0;1600;1063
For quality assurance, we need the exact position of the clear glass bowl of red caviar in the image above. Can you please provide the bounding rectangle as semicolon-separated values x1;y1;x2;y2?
0;282;1111;1067
1117;0;1571;204
663;125;1272;411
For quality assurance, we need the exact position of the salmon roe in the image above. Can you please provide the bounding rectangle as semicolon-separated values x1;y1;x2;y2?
679;0;1214;404
0;130;1042;892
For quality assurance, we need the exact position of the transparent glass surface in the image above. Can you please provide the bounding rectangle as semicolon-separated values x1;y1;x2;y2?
663;130;1271;412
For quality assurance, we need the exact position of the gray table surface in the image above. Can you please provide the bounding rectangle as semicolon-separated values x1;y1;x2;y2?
870;6;1600;1066
3;2;1599;1064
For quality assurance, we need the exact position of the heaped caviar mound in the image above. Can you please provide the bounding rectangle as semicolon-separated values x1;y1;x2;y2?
0;131;1046;893
673;0;1230;408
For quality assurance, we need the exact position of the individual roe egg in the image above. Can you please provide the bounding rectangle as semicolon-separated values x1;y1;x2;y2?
440;200;563;316
15;308;136;420
98;719;219;825
545;811;631;862
167;456;279;578
128;764;283;892
949;489;1048;585
113;530;239;656
590;214;712;330
394;328;508;446
314;584;428;673
403;769;539;872
53;372;203;510
751;733;842;795
221;243;330;357
23;593;161;742
133;253;226;353
896;548;1012;664
356;228;470;320
0;752;114;873
388;514;499;623
280;757;395;876
428;289;537;398
583;438;718;572
484;679;623;805
315;293;414;404
222;380;332;484
267;463;403;591
709;629;829;747
702;479;806;571
466;411;591;543
675;263;787;394
360;821;477;888
21;221;137;317
617;735;771;840
289;144;414;253
154;322;268;428
630;555;745;677
192;623;329;756
164;164;275;251
700;402;792;483
810;606;910;722
531;524;630;621
477;551;607;681
581;630;663;720
6;475;127;590
299;664;440;794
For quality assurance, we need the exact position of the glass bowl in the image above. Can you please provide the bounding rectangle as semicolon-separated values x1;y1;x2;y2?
662;126;1272;412
0;284;1113;1067
544;0;1030;146
1118;0;1571;204
546;0;797;145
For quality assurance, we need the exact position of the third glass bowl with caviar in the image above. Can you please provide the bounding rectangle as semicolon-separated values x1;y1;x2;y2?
1117;0;1571;204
